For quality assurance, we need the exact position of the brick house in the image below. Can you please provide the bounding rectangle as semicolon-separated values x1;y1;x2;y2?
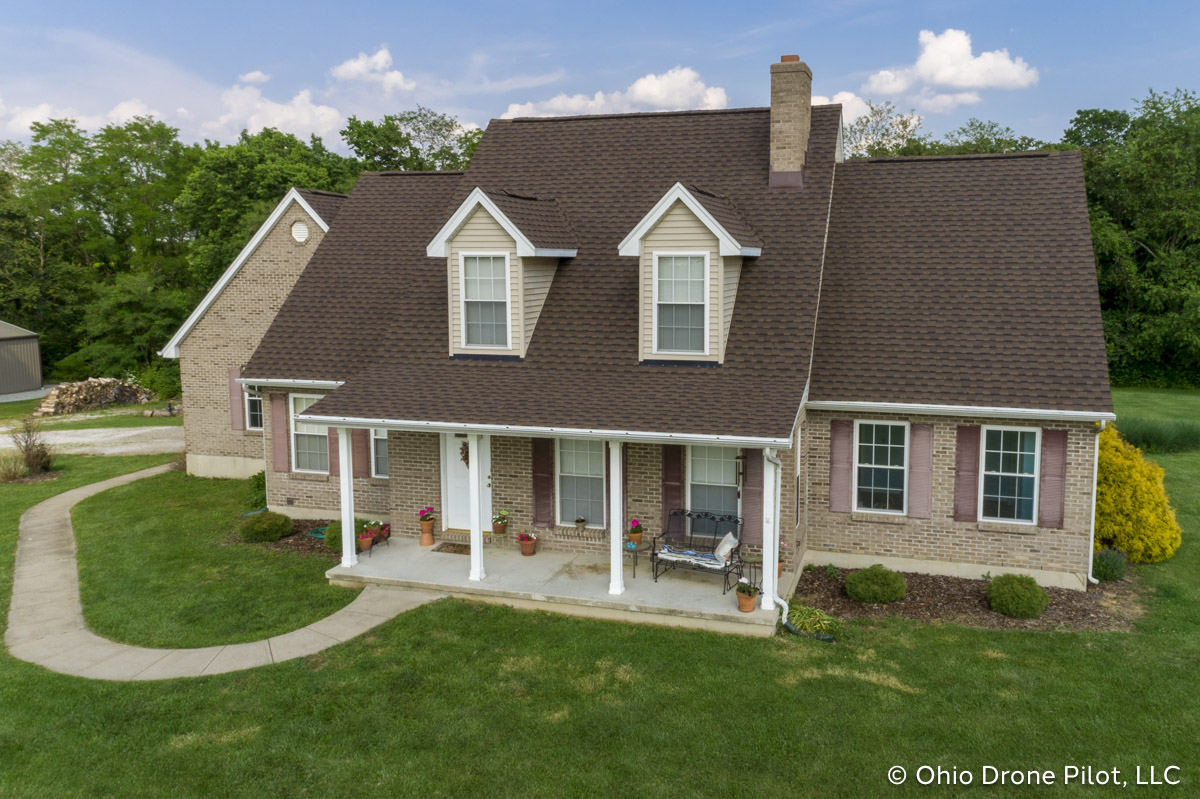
164;56;1113;628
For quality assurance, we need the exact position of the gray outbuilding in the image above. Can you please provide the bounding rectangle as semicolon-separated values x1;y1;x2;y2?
0;320;43;394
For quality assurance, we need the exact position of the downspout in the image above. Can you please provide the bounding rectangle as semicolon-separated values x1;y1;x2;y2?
764;448;790;624
1087;420;1106;585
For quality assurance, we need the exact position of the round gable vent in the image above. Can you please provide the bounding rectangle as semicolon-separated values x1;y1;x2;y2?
291;220;310;243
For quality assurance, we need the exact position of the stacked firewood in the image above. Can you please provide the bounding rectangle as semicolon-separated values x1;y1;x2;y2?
33;378;154;416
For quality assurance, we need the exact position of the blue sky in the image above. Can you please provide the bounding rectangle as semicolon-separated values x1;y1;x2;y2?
1;0;1196;147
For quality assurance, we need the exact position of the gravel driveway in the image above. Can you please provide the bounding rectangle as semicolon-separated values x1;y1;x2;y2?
0;426;183;456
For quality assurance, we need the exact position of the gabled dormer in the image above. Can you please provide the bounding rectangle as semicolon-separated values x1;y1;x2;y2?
619;183;762;364
427;188;578;358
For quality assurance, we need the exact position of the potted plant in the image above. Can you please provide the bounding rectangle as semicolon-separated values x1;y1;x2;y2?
418;506;435;546
492;509;511;536
574;516;587;532
735;578;759;613
357;528;375;552
778;541;787;579
628;518;644;546
517;530;538;556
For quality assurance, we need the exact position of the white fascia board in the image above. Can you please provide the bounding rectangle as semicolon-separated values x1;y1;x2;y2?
805;400;1116;423
425;187;577;259
235;378;345;390
296;412;793;449
617;182;759;258
159;188;329;358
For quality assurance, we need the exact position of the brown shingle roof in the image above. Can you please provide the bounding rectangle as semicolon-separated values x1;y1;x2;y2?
295;188;348;225
686;184;763;249
246;107;842;440
484;190;579;250
809;150;1112;412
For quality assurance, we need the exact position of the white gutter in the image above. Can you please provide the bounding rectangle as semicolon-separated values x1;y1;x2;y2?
1087;420;1106;585
764;447;789;622
295;412;793;449
806;400;1116;424
236;378;345;390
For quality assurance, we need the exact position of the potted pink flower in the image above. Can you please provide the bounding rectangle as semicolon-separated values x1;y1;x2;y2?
628;518;644;546
418;506;435;546
516;531;537;556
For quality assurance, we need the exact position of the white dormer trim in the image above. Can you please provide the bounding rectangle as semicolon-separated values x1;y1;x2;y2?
426;187;578;259
618;182;761;258
160;188;331;358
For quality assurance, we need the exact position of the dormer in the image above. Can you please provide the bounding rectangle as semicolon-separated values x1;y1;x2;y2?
619;183;761;364
427;188;578;358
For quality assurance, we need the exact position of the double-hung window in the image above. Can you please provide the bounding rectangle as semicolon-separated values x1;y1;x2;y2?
462;254;509;348
557;439;605;527
981;427;1039;522
654;253;707;353
372;428;389;478
689;445;740;536
245;392;263;431
290;395;328;473
854;422;907;513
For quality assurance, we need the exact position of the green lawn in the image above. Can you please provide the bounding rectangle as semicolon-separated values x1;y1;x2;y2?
1;404;1198;796
1112;387;1200;420
0;397;41;424
38;412;184;431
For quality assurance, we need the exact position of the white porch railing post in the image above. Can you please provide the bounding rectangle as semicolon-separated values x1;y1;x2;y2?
338;427;358;568
608;439;625;595
761;448;778;609
467;433;485;581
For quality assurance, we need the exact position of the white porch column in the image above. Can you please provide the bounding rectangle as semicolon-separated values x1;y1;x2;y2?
337;427;358;568
467;433;485;581
761;448;779;609
608;439;625;595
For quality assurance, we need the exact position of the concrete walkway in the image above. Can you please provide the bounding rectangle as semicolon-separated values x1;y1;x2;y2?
5;465;444;680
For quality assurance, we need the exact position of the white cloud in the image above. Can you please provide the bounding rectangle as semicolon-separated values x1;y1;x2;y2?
237;70;272;84
106;98;161;124
812;90;871;126
501;66;726;118
331;47;415;93
202;86;343;140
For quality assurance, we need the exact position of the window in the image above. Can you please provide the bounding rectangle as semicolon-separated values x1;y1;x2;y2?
654;253;707;353
981;427;1039;522
557;439;605;527
462;254;509;347
689;446;740;536
290;394;328;473
372;428;389;478
854;422;907;513
245;392;263;431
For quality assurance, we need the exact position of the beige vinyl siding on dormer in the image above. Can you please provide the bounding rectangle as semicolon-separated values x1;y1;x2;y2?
522;257;557;354
448;207;521;356
640;200;742;363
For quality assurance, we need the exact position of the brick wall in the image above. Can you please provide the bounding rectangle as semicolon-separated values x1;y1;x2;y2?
179;201;326;469
802;409;1096;582
386;431;442;537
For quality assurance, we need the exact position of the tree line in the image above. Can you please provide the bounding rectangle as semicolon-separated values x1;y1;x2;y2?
0;91;1195;394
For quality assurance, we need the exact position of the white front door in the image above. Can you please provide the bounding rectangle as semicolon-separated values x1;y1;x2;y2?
441;433;491;531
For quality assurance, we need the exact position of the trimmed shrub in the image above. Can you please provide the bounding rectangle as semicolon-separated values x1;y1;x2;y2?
845;564;907;604
1097;425;1182;563
1092;548;1129;582
323;518;373;552
239;511;292;543
987;574;1049;618
134;361;182;400
247;470;266;510
1116;416;1200;454
788;604;842;636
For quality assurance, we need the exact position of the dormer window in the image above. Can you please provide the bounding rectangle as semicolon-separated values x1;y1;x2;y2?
461;253;510;348
654;253;708;354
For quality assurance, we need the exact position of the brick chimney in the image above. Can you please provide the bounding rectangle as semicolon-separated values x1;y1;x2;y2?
769;55;812;190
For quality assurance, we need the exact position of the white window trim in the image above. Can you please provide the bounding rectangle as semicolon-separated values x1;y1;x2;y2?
651;251;710;357
978;424;1041;525
554;438;607;529
371;428;389;479
684;445;742;523
459;251;513;351
244;391;263;431
289;393;328;474
851;420;910;516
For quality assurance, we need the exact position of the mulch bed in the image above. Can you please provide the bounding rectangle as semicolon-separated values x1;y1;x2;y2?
261;518;339;559
6;471;62;484
793;566;1144;632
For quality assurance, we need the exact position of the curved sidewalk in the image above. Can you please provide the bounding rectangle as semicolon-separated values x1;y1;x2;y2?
5;465;443;680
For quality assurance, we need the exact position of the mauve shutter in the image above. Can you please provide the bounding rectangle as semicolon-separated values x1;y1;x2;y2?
270;394;288;472
1038;429;1068;529
532;438;554;528
908;424;933;518
829;420;852;513
228;367;244;431
352;429;370;478
328;428;339;475
954;426;981;522
661;445;684;531
741;448;763;545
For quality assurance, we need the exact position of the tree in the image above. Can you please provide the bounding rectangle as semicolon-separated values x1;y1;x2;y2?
73;271;191;375
843;100;928;158
341;106;481;171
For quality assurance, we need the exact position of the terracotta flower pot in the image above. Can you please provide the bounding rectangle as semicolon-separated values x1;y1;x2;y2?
575;521;586;532
357;536;373;553
628;531;643;546
736;591;758;613
519;539;537;556
778;560;785;579
492;521;509;536
419;519;435;546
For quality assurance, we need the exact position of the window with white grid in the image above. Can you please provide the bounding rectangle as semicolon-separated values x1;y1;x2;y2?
462;254;508;347
655;253;706;353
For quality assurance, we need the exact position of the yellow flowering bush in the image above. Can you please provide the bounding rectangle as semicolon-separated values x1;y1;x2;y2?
1095;425;1181;563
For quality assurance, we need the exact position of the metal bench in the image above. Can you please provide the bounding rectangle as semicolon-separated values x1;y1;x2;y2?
651;509;743;593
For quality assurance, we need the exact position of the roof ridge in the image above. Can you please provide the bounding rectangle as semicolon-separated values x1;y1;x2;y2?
863;151;1054;164
296;187;349;198
363;170;466;177
489;188;551;202
505;107;770;123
